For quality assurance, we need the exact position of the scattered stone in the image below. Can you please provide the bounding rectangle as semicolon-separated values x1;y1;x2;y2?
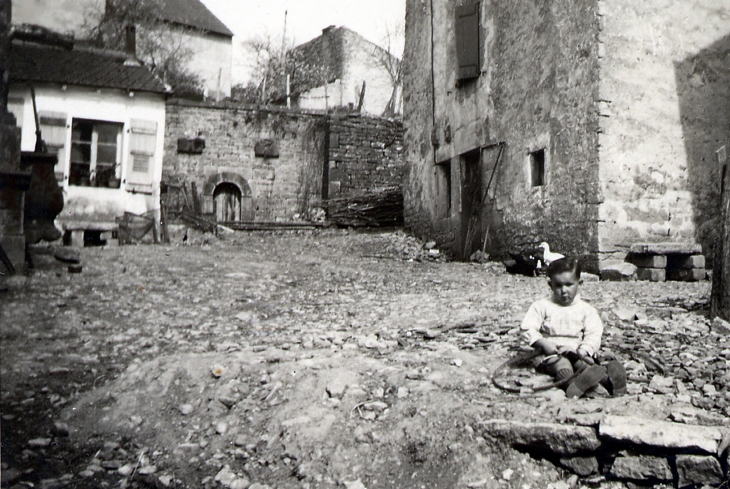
234;435;247;447
54;247;80;264
215;422;228;434
52;421;70;436
479;420;601;455
363;401;388;412
102;460;121;470
609;454;672;481
501;468;513;481
326;378;349;399
712;317;730;335
158;475;173;487
28;438;52;448
118;463;135;476
344;479;367;489
179;403;194;415
648;375;674;394
452;358;463;367
600;262;637;281
582;273;599;282
212;365;225;378
229;478;251;489
138;465;156;475
78;469;95;478
675;455;723;487
599;415;725;454
559;456;598;476
396;387;409;399
215;465;237;487
248;484;271;489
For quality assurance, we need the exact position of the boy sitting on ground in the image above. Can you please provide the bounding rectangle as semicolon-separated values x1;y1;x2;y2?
520;257;626;398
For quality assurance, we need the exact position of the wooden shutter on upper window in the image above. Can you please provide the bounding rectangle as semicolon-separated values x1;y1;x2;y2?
39;111;68;181
456;1;480;81
126;119;157;191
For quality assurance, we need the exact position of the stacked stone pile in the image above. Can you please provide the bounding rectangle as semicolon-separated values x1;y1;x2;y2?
628;242;708;282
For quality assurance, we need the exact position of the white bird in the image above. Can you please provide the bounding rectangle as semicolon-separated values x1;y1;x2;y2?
538;242;564;266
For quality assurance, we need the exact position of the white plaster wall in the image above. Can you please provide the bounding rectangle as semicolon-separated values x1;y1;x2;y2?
182;30;232;99
597;0;730;256
7;84;166;226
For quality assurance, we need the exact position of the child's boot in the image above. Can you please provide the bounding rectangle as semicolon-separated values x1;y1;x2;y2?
606;360;627;397
566;365;607;399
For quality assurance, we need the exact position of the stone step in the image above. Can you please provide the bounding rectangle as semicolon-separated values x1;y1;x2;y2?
630;242;702;255
636;267;666;282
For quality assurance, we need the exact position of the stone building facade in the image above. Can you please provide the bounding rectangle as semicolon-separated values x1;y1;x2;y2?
163;100;404;223
402;0;730;270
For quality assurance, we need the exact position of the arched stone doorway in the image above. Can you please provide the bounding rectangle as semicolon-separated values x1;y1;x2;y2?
203;172;254;222
214;183;241;222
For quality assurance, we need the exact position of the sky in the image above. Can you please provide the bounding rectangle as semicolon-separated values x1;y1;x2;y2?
200;0;406;85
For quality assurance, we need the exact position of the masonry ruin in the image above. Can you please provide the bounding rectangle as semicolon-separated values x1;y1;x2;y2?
402;0;730;276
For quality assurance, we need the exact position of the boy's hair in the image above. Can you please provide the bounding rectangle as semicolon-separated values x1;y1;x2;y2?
546;257;581;279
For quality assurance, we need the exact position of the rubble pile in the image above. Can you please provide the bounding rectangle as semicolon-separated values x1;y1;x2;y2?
1;229;727;489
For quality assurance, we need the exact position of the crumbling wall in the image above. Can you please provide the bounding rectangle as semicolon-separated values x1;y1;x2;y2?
163;100;327;222
403;0;601;266
596;0;730;264
325;115;404;199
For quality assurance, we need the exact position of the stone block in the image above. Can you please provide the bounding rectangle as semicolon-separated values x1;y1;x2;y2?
636;268;666;282
609;454;672;481
627;254;667;268
666;268;706;282
0;234;25;273
559;456;598;476
54;246;81;264
600;261;637;281
676;254;706;269
630;242;702;255
478;420;601;455
712;317;730;335
675;455;723;487
599;415;725;454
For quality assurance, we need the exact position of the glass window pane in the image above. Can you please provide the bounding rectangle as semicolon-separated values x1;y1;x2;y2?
71;142;91;163
72;120;93;142
97;122;121;144
97;144;117;164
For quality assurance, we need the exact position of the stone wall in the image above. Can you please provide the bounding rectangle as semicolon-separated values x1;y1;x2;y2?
163;100;404;222
596;0;730;264
164;100;326;222
325;115;404;199
403;0;601;265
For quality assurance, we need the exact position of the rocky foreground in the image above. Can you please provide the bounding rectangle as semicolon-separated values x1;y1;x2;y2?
1;228;728;488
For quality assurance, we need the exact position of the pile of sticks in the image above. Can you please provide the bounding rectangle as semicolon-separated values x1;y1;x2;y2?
326;188;404;227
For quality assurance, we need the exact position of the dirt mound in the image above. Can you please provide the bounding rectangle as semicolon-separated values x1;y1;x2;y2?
62;348;565;488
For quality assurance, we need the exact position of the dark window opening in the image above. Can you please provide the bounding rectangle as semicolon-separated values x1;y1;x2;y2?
456;1;480;81
438;161;452;218
70;119;122;188
530;149;545;187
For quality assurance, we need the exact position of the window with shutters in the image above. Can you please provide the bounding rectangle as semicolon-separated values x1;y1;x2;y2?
39;111;68;182
70;119;123;188
455;1;481;82
126;119;158;191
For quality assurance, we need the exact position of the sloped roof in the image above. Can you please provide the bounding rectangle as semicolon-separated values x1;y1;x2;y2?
8;42;168;94
157;0;233;37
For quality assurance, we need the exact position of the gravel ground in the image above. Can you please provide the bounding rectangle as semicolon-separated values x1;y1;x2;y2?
0;228;726;489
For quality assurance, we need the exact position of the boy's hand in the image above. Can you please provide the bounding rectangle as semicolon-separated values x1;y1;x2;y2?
533;339;558;355
577;347;595;365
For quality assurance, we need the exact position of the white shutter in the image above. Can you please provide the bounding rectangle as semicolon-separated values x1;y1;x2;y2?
126;119;157;191
39;111;67;181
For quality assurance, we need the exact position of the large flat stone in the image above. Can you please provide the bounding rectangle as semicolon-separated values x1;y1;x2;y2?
630;242;702;255
675;455;723;487
599;415;725;454
609;454;672;481
479;420;601;455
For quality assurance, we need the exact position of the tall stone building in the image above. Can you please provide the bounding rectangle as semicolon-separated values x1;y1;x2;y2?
402;0;730;271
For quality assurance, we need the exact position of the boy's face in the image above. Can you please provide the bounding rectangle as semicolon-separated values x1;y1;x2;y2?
548;271;580;306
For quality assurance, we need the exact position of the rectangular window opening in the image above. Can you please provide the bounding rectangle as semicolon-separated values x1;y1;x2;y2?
70;118;122;188
530;149;545;187
455;1;481;82
438;161;452;218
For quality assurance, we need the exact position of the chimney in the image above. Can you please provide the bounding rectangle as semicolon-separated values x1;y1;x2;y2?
123;25;140;66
